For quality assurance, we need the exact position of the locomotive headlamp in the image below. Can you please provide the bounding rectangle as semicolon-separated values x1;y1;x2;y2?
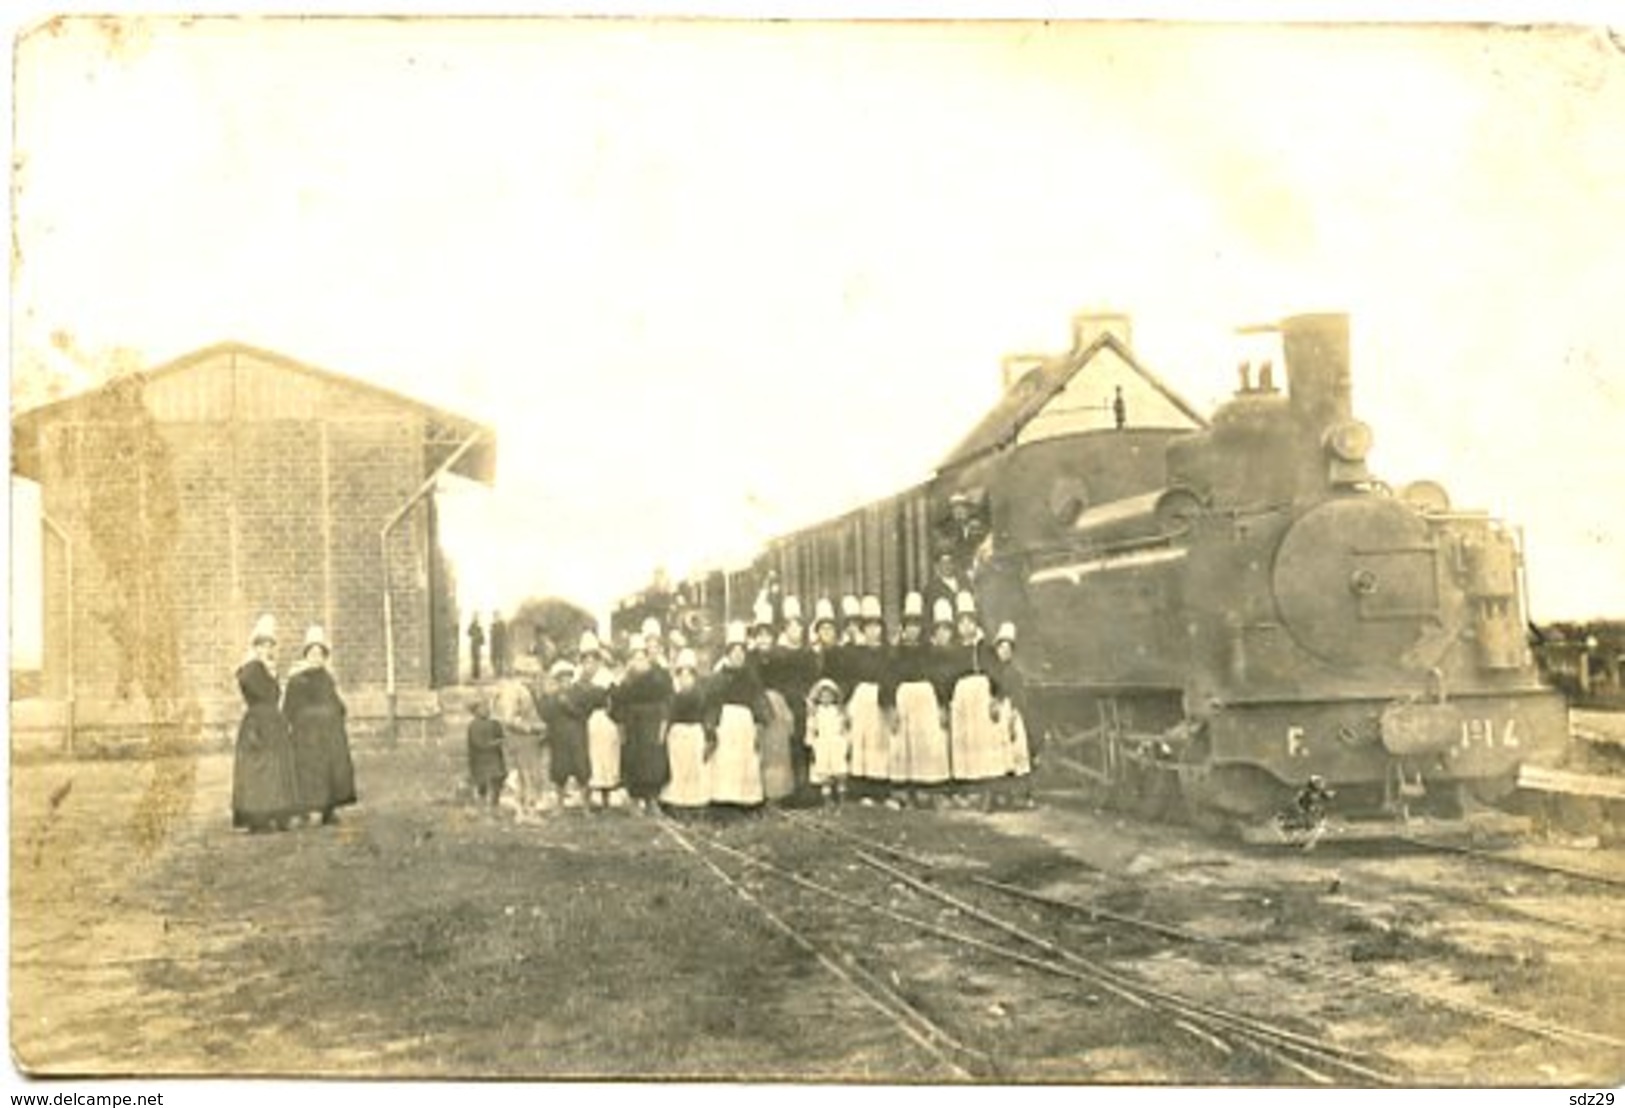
1324;420;1374;463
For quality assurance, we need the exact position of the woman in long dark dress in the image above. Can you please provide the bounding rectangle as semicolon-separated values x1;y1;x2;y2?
539;660;592;809
283;625;358;826
232;615;301;833
612;634;674;813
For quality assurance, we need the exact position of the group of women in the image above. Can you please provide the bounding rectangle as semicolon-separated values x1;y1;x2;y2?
232;615;359;833
483;588;1033;818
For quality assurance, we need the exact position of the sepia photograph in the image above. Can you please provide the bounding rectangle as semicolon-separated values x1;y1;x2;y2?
7;9;1625;1094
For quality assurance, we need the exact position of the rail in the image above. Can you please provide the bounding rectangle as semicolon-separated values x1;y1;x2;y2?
658;820;982;1079
786;810;1625;1055
767;811;1404;1083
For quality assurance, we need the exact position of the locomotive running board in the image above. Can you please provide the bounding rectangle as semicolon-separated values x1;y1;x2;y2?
1516;765;1625;801
1239;811;1533;846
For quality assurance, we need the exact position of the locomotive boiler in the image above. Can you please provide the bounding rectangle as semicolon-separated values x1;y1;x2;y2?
1005;313;1568;831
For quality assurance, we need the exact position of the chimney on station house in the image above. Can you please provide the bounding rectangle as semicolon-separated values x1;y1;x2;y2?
1001;312;1135;392
1070;311;1133;355
1000;353;1048;391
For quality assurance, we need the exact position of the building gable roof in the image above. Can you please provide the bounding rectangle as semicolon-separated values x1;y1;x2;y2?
12;341;496;484
935;332;1210;475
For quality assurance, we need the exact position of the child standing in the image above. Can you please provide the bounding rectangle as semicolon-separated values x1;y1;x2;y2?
806;677;849;806
466;698;507;809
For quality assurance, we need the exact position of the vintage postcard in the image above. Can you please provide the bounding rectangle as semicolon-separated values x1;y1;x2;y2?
8;12;1625;1096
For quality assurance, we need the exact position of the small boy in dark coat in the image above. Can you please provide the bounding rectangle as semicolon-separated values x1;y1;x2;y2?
467;698;507;807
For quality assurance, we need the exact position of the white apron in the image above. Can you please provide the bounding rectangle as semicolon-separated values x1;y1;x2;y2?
759;690;798;802
710;703;765;805
587;708;622;789
846;683;889;780
950;674;1006;781
896;681;950;784
1006;704;1032;777
660;722;711;808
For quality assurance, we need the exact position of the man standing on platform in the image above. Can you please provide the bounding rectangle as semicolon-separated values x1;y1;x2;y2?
490;612;510;678
467;614;486;683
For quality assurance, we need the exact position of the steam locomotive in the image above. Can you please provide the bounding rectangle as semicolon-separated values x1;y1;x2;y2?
617;313;1569;833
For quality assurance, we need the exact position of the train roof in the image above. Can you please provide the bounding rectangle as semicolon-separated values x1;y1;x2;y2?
937;331;1208;475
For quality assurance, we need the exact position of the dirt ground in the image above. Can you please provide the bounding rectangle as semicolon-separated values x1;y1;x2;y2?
10;738;1625;1084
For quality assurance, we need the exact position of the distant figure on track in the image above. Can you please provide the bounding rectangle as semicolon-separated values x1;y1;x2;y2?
232;615;300;834
1277;775;1336;851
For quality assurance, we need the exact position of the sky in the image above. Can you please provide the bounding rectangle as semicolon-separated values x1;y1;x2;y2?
10;16;1625;637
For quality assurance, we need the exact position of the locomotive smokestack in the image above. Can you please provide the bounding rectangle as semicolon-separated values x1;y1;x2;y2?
1281;313;1352;431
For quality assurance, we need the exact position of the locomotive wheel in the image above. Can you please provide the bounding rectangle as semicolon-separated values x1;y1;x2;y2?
1182;795;1238;838
1127;760;1179;822
1173;735;1237;837
1463;766;1520;806
1174;728;1287;833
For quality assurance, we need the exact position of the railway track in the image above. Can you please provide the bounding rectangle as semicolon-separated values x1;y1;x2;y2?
658;817;987;1080
1396;835;1625;892
663;811;1408;1084
778;808;1625;1071
1035;763;1625;941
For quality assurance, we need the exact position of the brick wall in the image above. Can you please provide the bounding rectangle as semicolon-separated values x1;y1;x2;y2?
25;355;467;740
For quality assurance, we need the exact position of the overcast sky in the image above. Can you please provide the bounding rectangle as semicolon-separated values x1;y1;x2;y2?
11;17;1625;629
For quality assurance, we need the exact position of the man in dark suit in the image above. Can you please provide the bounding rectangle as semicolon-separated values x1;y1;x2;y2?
936;491;987;580
924;550;968;620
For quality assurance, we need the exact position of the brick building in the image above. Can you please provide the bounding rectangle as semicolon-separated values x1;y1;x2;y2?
11;342;495;751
